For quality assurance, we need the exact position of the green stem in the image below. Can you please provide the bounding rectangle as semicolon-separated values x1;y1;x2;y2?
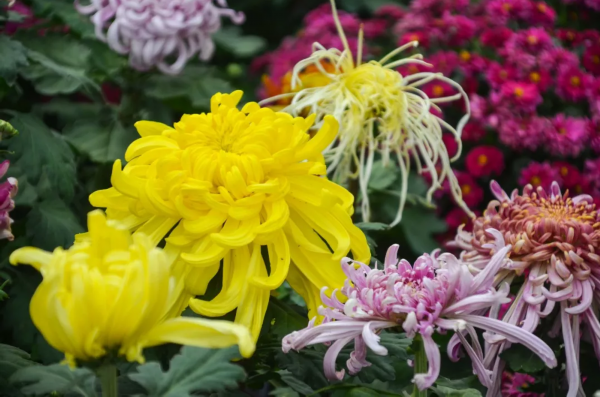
412;335;428;397
98;364;118;397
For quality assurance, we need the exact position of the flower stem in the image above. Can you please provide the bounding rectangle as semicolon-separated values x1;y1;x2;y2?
98;364;118;397
412;335;428;397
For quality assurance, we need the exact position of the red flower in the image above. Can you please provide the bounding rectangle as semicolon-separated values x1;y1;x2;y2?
523;68;551;92
465;146;505;178
556;29;581;46
462;122;487;142
450;171;484;207
481;27;514;48
552;161;581;188
528;1;556;27
494;81;542;112
556;66;593;102
398;31;429;48
442;133;459;158
445;207;475;231
518;161;562;190
486;62;518;89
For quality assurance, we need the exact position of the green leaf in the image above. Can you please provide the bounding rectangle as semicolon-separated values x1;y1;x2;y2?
6;113;76;201
431;385;482;397
400;205;447;254
0;344;36;391
18;34;99;96
26;198;84;251
213;27;267;58
270;387;300;397
0;36;28;86
30;0;96;39
355;222;389;232
10;364;98;397
64;119;138;163
129;346;246;397
145;66;234;109
368;161;398;191
277;370;314;396
264;298;309;340
500;344;546;374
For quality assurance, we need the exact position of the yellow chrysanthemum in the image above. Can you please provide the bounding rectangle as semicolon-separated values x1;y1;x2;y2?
89;91;370;341
263;0;473;227
9;210;254;365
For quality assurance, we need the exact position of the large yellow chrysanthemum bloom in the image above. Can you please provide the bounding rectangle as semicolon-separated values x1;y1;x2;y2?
89;91;370;341
262;0;473;227
9;210;254;365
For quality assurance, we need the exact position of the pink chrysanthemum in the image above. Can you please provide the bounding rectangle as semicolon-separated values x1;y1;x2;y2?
556;29;581;46
481;27;514;49
398;31;429;48
0;161;17;241
451;171;485;208
556;66;593;102
494;82;542;113
439;12;476;46
485;0;531;23
518;161;561;190
544;114;588;157
462;121;487;142
584;159;600;197
452;181;600;397
523;68;551;92
427;51;459;76
75;0;245;75
445;207;475;231
374;4;405;20
504;28;554;56
498;117;547;150
552;161;582;189
486;63;519;89
587;120;600;153
538;48;579;72
501;372;543;397
282;243;556;391
465;146;505;178
527;2;556;27
583;45;600;75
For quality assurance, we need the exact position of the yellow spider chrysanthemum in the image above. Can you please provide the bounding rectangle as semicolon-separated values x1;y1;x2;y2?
89;91;370;341
263;0;473;227
9;210;254;365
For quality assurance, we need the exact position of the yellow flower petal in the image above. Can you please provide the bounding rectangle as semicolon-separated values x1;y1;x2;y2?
9;247;53;271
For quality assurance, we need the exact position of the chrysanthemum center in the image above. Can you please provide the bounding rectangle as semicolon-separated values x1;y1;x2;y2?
571;76;581;86
530;72;540;83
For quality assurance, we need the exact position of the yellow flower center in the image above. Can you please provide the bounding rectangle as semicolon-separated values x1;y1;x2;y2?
537;2;547;12
531;176;541;186
462;184;472;195
502;3;512;11
530;72;541;82
527;35;538;45
559;127;567;135
514;87;524;97
432;85;444;97
460;50;471;62
571;76;581;86
593;55;600;64
477;154;488;166
561;166;569;176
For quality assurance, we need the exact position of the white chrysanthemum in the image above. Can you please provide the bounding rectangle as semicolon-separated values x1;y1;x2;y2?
76;0;244;74
263;0;472;226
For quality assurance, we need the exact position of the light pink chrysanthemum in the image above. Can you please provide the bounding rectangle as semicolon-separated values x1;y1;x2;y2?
498;117;548;151
453;181;600;397
282;243;556;391
75;0;245;75
0;160;17;241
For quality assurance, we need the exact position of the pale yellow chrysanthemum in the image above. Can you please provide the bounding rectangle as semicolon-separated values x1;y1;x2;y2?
262;0;473;226
9;210;254;365
89;91;370;341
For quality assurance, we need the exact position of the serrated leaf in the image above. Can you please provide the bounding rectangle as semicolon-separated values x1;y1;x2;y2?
0;36;28;85
213;27;267;58
277;370;314;395
129;346;246;397
18;34;99;96
145;66;234;109
400;206;447;254
26;198;84;251
10;364;98;397
64;119;138;163
368;161;398;191
500;344;546;374
0;344;36;389
5;113;76;201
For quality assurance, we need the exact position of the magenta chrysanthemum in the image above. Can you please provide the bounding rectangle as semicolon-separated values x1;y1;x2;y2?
0;160;17;241
75;0;245;75
453;181;600;397
282;243;556;391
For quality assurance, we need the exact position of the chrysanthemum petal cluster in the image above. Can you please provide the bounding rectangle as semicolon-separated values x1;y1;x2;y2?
9;210;254;365
263;0;472;227
90;91;370;341
453;181;600;397
283;240;556;391
0;160;17;241
75;0;245;74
